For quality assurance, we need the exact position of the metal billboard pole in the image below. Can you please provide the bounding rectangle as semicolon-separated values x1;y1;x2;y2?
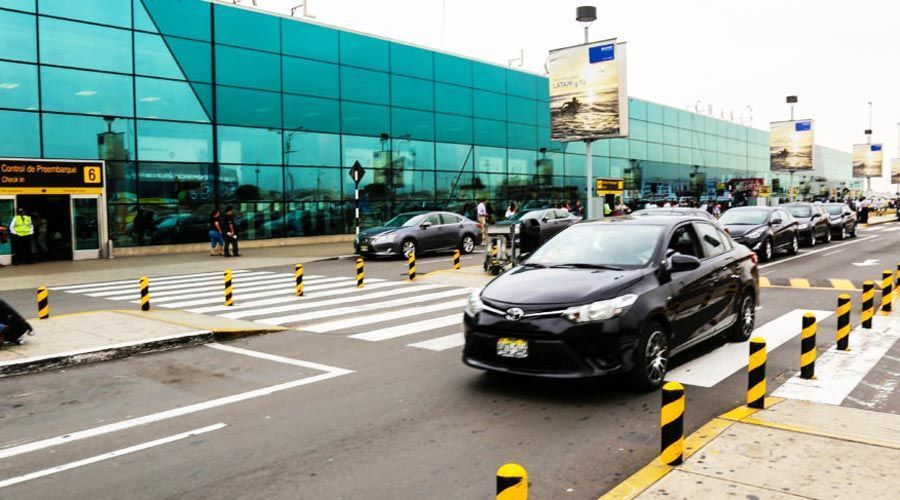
578;6;596;219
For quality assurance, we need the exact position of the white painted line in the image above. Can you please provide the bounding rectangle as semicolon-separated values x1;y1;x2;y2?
822;249;846;257
307;300;466;333
408;333;465;351
206;343;353;374
48;270;253;291
186;281;410;314
772;315;900;405
117;276;349;303
667;309;834;388
80;272;283;296
0;348;351;461
759;236;877;268
351;315;461;341
156;278;385;309
884;227;900;232
217;284;446;320
259;288;473;326
0;423;227;489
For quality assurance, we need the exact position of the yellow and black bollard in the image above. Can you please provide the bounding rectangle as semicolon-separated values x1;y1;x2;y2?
660;381;685;466
295;264;304;296
747;338;766;409
36;286;50;319
881;270;893;313
453;249;461;270
356;258;364;288
408;252;416;281
896;263;900;291
139;276;151;311
836;294;851;351
224;269;234;306
800;312;816;379
861;280;874;329
496;463;527;500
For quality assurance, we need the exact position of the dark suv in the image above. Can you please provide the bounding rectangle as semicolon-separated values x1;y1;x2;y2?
783;203;831;246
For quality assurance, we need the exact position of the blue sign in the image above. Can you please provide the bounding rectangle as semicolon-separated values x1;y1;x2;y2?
588;44;615;63
872;144;882;151
795;121;812;132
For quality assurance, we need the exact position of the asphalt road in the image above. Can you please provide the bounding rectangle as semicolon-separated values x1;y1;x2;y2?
1;228;899;499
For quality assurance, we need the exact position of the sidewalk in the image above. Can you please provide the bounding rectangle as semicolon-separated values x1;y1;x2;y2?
0;309;285;377
0;241;352;291
861;212;896;226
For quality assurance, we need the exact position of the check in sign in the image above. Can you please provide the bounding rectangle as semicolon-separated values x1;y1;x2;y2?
0;158;105;195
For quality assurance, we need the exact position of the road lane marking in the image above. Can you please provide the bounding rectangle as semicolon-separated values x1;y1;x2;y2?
105;275;340;301
667;309;833;388
304;300;466;333
0;423;227;490
48;270;253;291
186;281;410;313
156;278;386;309
407;333;465;351
206;343;354;373
823;249;845;256
789;278;810;288
830;279;856;291
138;277;356;303
758;277;771;287
83;272;286;296
350;315;461;341
758;235;877;268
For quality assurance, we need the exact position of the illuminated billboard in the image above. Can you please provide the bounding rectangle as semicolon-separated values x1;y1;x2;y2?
770;120;814;171
852;143;884;178
548;39;628;142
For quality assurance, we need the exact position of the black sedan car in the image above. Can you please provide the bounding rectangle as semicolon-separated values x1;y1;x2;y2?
718;206;799;261
463;216;758;390
782;203;831;246
823;203;857;239
632;207;718;224
355;211;482;258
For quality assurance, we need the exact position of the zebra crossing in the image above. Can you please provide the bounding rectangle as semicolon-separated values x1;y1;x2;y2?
860;222;900;232
49;270;474;352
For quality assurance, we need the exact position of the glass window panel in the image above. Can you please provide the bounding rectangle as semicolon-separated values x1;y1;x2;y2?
565;153;585;177
435;83;472;116
537;103;550;128
394;169;435;200
341;102;389;136
663;126;679;146
218;125;282;165
136;119;211;162
678;146;692;164
219;165;283;202
679;128;692;147
506;71;535;99
0;60;38;110
40;67;132;117
283;94;339;133
647;122;663;143
629;119;647;141
286;166;342;200
508;149;535;175
141;0;210;41
339;31;388;71
0;110;39;156
105;161;137;203
138;162;213;205
434;53;472;86
284;131;340;166
435;113;472;144
646;102;663;123
393;139;434;170
216;45;279;91
664;145;678;163
474;146;506;173
167;37;212;83
474;118;506;148
43;113;134;160
284;201;349;236
390;43;433;79
647;143;663;161
435;169;472;199
507;123;536;150
39;17;132;73
216;86;281;128
392;108;434;141
472;172;507;201
135;32;183;80
340;66;389;105
133;0;157;33
214;4;279;52
629;98;647;120
678;110;692;129
507;96;536;125
436;142;473;171
281;18;337;62
610;138;628;158
0;0;35;12
663;106;679;127
39;0;130;28
282;56;339;98
472;62;505;93
0;10;37;62
537;126;551;150
473;90;506;121
630;140;647;161
136;77;210;122
391;75;433;111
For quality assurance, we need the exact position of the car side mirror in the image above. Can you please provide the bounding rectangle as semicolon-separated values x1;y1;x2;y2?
769;218;782;226
540;216;549;222
420;221;432;229
811;213;820;219
669;253;701;273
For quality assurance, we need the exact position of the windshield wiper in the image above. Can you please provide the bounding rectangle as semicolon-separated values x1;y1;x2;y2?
520;262;547;268
550;263;624;271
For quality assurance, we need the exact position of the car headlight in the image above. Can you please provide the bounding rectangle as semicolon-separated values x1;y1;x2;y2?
464;292;484;317
746;228;765;239
373;233;398;244
797;223;808;230
563;294;638;323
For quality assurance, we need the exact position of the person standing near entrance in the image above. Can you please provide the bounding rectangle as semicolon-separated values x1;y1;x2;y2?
221;206;240;257
476;198;489;244
9;208;34;265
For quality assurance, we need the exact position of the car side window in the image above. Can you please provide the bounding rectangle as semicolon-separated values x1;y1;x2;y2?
694;222;727;258
667;225;701;258
717;228;734;250
440;213;461;225
425;214;441;226
555;209;570;219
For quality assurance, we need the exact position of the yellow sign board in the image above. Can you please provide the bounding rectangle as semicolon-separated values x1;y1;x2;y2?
596;178;624;196
0;158;105;195
758;185;771;197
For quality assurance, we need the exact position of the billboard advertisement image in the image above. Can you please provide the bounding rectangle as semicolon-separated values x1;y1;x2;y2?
892;158;900;185
852;143;884;178
548;39;628;142
770;120;814;171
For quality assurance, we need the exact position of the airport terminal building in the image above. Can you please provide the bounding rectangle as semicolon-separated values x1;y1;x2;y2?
0;0;859;260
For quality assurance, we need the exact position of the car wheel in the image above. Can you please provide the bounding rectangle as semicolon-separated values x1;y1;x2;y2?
839;226;847;240
823;229;831;244
629;322;669;391
787;234;799;255
759;238;773;262
807;232;816;247
727;292;756;341
460;234;476;254
850;224;857;238
401;239;417;259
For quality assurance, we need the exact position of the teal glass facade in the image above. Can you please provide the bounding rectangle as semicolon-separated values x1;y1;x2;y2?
0;0;847;247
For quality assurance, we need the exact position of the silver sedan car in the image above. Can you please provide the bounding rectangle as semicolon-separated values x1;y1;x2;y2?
355;211;483;258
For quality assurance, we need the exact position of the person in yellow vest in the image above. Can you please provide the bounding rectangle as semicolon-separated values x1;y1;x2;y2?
9;208;34;265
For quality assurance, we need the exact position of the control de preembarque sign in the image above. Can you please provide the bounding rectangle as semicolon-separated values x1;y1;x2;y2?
0;158;105;195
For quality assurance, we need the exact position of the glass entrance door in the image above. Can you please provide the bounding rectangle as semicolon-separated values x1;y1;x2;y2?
71;195;105;260
0;195;13;265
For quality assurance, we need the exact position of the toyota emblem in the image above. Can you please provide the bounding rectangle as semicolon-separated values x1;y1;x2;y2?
505;307;524;321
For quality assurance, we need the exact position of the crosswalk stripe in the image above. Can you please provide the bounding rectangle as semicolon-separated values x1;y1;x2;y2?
408;333;465;351
186;281;409;314
108;276;342;301
77;271;279;295
88;273;304;298
257;289;472;326
350;315;461;341
304;300;467;333
884;227;900;232
50;270;253;291
130;277;358;304
216;284;445;320
156;278;383;309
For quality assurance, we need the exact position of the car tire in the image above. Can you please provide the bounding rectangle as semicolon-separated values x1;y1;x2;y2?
401;239;417;259
823;229;831;244
759;238;773;262
727;292;756;342
629;322;669;392
460;234;476;254
850;224;857;238
787;234;799;255
839;226;847;240
807;232;816;247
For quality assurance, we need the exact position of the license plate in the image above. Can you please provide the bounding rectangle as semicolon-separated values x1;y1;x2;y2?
496;337;528;359
360;244;369;251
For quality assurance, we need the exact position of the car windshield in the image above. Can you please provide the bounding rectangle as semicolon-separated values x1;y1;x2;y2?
719;209;770;225
785;206;811;218
383;213;423;228
826;205;843;215
526;224;664;268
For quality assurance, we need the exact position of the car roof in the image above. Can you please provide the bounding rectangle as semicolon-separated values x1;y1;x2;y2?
583;215;713;228
727;206;776;211
635;208;703;214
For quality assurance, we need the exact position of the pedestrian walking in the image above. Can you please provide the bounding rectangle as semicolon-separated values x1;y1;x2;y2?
221;206;240;257
9;208;34;265
208;209;224;256
476;197;489;243
505;202;518;219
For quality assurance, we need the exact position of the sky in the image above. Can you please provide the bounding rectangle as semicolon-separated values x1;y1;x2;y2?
235;0;900;189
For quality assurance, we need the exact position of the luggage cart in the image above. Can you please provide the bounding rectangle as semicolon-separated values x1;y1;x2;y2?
483;223;521;275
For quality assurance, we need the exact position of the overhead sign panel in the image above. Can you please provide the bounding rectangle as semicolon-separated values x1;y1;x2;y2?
549;39;628;142
770;120;814;171
852;144;883;178
0;158;105;195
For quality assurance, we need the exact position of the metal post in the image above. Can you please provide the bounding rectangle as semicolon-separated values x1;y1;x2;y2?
585;140;593;219
354;181;360;236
